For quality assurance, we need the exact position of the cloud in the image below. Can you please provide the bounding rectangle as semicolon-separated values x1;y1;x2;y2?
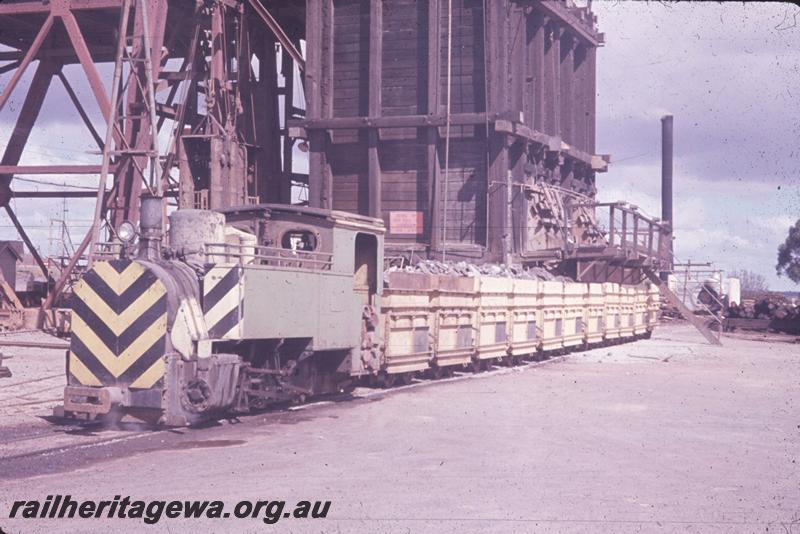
0;62;111;128
591;1;800;291
749;214;797;234
597;157;800;290
594;1;800;188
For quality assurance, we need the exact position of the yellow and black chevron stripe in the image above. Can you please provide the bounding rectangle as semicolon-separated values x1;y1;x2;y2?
203;266;243;339
69;259;168;390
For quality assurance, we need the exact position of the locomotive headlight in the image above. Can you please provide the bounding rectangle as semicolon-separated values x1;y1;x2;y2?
117;220;137;243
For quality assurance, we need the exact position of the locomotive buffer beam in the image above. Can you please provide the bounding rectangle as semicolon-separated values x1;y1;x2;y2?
63;385;125;417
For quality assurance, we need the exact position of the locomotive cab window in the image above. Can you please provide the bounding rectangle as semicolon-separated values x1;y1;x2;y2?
281;230;317;252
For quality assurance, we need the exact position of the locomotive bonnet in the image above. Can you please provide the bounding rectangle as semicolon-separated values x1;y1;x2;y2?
66;197;240;425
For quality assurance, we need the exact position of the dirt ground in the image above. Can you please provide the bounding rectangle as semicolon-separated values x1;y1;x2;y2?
0;324;798;533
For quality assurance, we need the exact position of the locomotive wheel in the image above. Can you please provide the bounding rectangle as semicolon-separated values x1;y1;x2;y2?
482;359;493;372
510;356;521;366
378;373;396;388
398;372;413;386
430;365;445;380
471;360;483;373
98;409;124;428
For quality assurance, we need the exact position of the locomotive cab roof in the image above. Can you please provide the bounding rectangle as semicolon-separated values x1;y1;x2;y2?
202;203;385;275
215;203;385;235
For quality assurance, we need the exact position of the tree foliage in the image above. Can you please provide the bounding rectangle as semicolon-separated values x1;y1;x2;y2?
729;269;768;293
776;219;800;284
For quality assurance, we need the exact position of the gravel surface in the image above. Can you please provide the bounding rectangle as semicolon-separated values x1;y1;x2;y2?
0;324;796;533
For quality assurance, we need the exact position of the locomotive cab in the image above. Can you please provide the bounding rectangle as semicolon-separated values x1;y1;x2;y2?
205;204;385;373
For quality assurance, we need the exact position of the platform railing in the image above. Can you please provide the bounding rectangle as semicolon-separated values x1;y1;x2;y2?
583;202;672;267
203;242;333;271
91;241;124;261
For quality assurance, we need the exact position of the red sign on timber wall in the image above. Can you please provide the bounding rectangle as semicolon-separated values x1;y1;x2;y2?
389;211;424;235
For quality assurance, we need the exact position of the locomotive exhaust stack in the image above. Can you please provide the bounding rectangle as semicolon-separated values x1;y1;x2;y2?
138;194;164;261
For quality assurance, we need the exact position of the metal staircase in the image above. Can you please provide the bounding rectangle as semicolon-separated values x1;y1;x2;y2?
643;268;722;346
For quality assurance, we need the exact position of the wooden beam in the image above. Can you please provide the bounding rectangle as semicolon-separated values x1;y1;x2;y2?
281;33;295;204
526;11;546;129
494;120;559;150
427;0;441;250
528;13;545;131
543;21;561;140
304;0;322;124
367;0;382;219
620;208;627;248
559;32;574;145
537;1;603;47
320;1;333;118
485;0;510;261
587;46;597;154
291;112;490;130
306;0;324;208
485;2;508;116
510;6;525;121
254;30;282;203
320;0;334;208
295;112;601;168
572;43;586;152
509;141;527;255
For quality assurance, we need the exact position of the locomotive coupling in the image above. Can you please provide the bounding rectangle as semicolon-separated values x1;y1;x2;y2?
63;386;125;416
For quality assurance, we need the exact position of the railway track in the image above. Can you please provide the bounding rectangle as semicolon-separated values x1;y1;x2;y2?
0;348;572;478
0;326;652;484
0;373;64;390
0;373;65;409
0;424;168;482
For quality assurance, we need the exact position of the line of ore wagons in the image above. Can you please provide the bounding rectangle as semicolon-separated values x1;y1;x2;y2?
380;272;660;374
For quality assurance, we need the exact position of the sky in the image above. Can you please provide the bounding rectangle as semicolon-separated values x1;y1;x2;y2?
592;1;800;290
0;62;110;260
0;1;799;289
